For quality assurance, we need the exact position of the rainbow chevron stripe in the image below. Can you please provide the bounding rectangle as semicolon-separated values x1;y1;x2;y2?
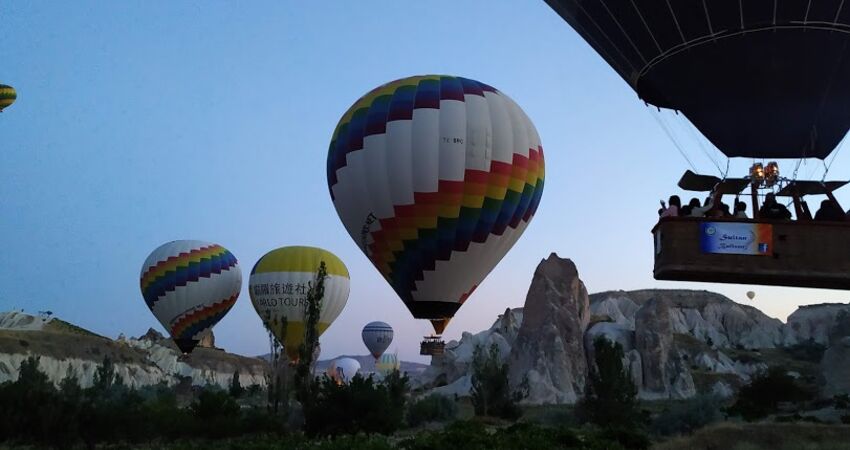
170;293;239;340
327;76;545;309
370;149;544;304
141;245;238;308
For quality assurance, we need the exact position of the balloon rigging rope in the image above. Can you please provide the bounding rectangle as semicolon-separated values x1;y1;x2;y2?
648;108;698;173
676;112;725;176
822;134;847;181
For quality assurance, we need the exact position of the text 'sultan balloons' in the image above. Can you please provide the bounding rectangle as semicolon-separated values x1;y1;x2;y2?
327;75;545;334
140;240;242;354
362;321;393;359
249;246;350;361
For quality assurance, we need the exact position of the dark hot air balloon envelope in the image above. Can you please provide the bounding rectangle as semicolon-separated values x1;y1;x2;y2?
546;0;850;159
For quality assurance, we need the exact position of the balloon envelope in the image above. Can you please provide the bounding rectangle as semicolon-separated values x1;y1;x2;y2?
0;84;16;112
362;321;394;359
546;0;850;159
140;240;242;354
327;357;360;384
249;246;350;361
746;291;756;300
375;352;400;376
327;75;545;334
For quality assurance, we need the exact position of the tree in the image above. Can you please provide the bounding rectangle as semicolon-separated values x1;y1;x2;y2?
470;343;524;419
578;336;642;428
263;311;288;416
229;369;244;398
294;261;327;407
91;355;121;393
728;366;811;420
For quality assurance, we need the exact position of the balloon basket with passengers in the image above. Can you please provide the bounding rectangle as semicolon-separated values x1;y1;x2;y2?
546;1;850;293
655;166;850;289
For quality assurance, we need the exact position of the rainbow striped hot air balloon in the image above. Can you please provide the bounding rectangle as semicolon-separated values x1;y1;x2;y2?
249;246;350;362
0;85;16;112
140;240;242;354
327;75;545;335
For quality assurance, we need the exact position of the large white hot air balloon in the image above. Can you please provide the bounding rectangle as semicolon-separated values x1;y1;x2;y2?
140;240;242;354
327;75;545;337
327;357;361;384
362;321;393;359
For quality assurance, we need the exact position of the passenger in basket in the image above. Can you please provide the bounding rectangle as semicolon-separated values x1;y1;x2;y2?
814;199;846;222
759;193;792;220
689;196;712;217
734;201;748;219
659;195;681;218
680;198;701;216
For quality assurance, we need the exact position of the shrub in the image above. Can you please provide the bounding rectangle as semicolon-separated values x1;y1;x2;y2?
470;343;525;420
303;372;408;436
785;338;827;363
728;367;812;420
407;394;457;427
652;394;724;436
577;337;643;429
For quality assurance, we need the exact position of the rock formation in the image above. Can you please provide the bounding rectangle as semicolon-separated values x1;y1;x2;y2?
416;257;849;404
0;312;267;388
786;303;850;346
822;336;850;397
507;253;590;404
634;297;695;399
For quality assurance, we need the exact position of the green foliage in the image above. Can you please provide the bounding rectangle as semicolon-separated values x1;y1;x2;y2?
229;369;245;398
785;338;827;363
470;343;525;419
652;395;724;436
397;420;639;450
728;367;812;420
303;372;409;436
0;355;289;446
407;393;458;427
577;337;643;429
294;261;328;416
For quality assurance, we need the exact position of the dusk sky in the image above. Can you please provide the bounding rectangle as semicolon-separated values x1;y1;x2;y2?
3;1;850;363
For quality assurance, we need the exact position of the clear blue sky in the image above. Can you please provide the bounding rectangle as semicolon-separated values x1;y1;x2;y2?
2;1;849;362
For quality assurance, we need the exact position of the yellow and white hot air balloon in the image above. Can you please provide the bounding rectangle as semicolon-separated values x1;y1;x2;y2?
0;84;17;112
249;246;349;361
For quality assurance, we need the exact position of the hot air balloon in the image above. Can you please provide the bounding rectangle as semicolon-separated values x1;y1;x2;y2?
249;246;350;362
0;85;16;112
362;321;393;359
547;1;850;290
140;240;242;354
327;75;545;353
746;291;756;301
327;357;360;384
375;352;400;376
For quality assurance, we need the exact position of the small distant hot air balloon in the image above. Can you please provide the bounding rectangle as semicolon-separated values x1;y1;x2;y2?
0;84;16;112
249;246;350;362
746;291;756;300
362;321;393;359
327;75;545;342
140;240;242;354
375;352;400;376
327;357;360;384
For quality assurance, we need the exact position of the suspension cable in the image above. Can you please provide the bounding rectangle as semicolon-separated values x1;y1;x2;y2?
648;107;699;172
